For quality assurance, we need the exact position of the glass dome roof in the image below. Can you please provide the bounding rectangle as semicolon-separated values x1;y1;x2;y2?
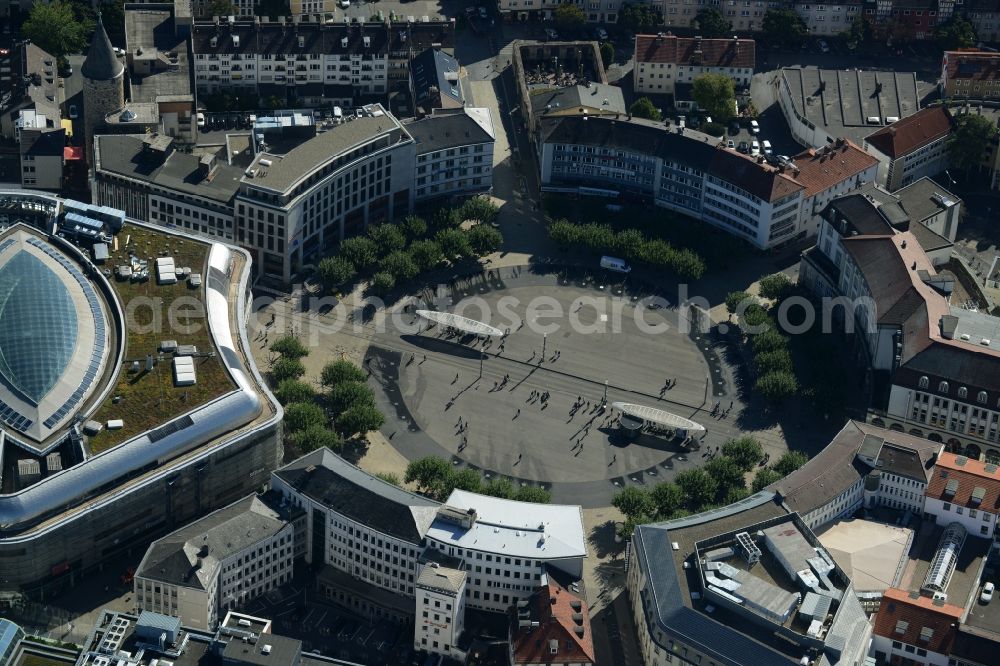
0;250;78;405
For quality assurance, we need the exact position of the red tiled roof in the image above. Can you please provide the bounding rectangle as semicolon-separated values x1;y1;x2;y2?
790;140;879;198
872;587;962;656
925;451;1000;511
512;581;595;665
709;150;802;202
943;49;1000;83
634;34;755;69
864;106;954;159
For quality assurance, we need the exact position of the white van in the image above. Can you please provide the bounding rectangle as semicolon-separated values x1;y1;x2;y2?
750;120;760;134
762;140;773;156
600;256;631;273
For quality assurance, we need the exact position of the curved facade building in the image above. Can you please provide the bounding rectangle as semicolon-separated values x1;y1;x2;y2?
0;192;282;597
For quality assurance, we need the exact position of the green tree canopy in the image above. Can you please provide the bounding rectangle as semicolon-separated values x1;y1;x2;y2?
467;224;504;257
725;291;754;315
336;404;384;437
704;457;746;497
435;228;471;260
321;359;366;388
751;329;789;355
721;437;764;472
408;239;444;271
368;223;407;256
752;467;783;493
755;370;799;402
600;41;615;69
936;16;977;50
755;348;793;375
675;469;719;510
317;256;356;289
292;425;341;453
762;9;808;46
339;236;378;270
723;486;751;505
773;451;809;476
208;0;236;15
270;357;305;383
382;250;420;281
949;113;998;174
629;97;662;122
270;334;309;360
553;2;586;31
445;468;483;496
403;215;428;239
24;1;92;60
482;477;516;499
619;3;661;33
328;380;375;414
375;471;401;486
284;401;327;432
694;8;732;38
405;456;453;494
274;379;316;405
458;197;500;226
370;271;396;296
650;482;685;519
758;273;793;300
843;14;871;50
515;486;552;503
692;73;736;121
612;486;655;520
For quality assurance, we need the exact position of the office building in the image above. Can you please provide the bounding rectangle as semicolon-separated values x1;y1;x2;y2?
414;564;467;660
941;49;1000;100
633;33;754;100
864;106;954;191
511;575;595;665
406;107;496;202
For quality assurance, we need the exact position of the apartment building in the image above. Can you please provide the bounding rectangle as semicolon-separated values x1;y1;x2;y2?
191;17;455;106
633;33;755;98
923;451;1000;537
511;576;596;666
134;495;295;632
414;565;467;660
499;0;616;23
406;107;496;202
871;587;963;666
18;128;64;190
794;1;864;36
654;0;772;31
790;139;880;238
941;48;1000;100
964;0;1000;43
864;106;954;191
235;104;415;281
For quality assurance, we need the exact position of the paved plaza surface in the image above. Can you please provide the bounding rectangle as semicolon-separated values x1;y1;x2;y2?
365;266;762;507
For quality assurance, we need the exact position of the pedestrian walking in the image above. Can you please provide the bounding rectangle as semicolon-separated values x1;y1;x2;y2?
514;408;520;419
729;401;734;410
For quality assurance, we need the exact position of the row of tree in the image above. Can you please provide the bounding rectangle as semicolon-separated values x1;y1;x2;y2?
725;273;799;403
547;219;706;280
403;455;551;503
612;436;809;537
317;199;503;295
269;337;385;453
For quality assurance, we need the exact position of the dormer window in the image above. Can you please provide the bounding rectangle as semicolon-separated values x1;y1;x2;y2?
959;387;968;399
919;376;929;389
978;391;988;404
939;381;949;393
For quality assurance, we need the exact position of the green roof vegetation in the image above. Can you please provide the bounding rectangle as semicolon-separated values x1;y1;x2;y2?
87;224;234;454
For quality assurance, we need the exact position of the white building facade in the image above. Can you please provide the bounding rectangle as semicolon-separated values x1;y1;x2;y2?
414;565;466;659
406;107;496;202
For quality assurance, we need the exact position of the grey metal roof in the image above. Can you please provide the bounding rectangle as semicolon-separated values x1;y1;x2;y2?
221;631;301;666
411;48;462;105
273;448;439;544
81;14;124;81
894;177;961;224
405;109;494;155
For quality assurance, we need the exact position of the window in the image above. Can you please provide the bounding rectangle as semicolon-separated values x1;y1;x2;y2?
979;391;988;404
939;381;950;393
959;387;968;399
919;376;929;389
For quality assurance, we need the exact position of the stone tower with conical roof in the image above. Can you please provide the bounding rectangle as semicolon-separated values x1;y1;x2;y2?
82;13;125;168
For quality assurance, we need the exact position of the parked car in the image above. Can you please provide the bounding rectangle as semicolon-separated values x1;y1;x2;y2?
982;582;995;603
751;139;760;155
196;112;205;127
750;119;760;134
726;139;735;149
818;39;830;53
737;140;749;154
596;28;608;40
762;139;773;156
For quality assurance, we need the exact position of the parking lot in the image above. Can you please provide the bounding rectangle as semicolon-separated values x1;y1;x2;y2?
242;581;411;664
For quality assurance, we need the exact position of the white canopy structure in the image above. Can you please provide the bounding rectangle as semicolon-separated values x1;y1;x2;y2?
416;309;503;337
612;402;706;432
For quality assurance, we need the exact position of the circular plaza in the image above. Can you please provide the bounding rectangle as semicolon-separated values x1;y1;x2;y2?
365;265;749;506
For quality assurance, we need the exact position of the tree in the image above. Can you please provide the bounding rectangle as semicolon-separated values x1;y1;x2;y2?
515;486;552;503
722;437;764;472
321;359;366;388
725;291;755;315
368;223;407;256
382;250;419;281
375;471;401;486
758;273;793;300
458;197;500;226
618;3;661;34
318;256;356;289
292;425;341;453
692;73;736;122
370;271;396;296
208;0;236;15
600;41;615;69
270;357;305;383
629;97;662;122
23;1;92;60
751;329;789;355
755;370;798;402
328;380;375;414
612;486;655;521
752;468;783;493
482;477;516;499
675;469;718;510
467;225;504;257
723;486;751;505
274;379;315;405
408;239;444;271
553;2;585;32
773;451;809;476
336;403;384;437
432;206;461;230
762;9;808;46
435;228;471;260
755;349;793;375
694;8;732;38
447;468;483;495
403;215;428;239
704;456;745;494
339;236;378;270
270;334;308;360
843;14;871;50
284;401;326;432
949;113;997;175
650;482;685;519
405;456;453;494
936;17;976;50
